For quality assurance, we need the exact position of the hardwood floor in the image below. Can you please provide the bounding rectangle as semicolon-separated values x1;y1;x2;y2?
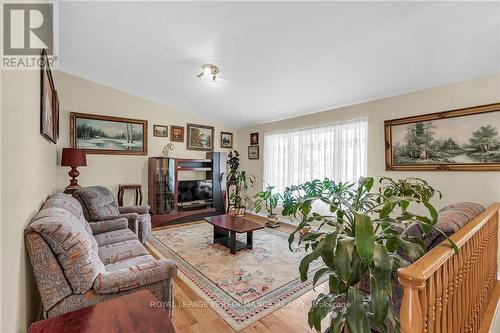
147;214;326;333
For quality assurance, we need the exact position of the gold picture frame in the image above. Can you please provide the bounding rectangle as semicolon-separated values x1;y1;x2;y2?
385;103;500;171
70;112;148;155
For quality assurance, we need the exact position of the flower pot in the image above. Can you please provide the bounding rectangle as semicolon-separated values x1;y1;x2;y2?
265;214;280;228
233;207;246;217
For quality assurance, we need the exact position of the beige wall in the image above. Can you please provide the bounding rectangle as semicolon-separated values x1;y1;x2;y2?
236;73;500;209
1;70;58;333
53;71;236;204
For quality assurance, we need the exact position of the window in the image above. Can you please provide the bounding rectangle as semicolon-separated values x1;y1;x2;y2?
263;118;368;194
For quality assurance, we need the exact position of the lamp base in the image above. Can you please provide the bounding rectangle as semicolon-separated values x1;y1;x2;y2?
64;184;82;195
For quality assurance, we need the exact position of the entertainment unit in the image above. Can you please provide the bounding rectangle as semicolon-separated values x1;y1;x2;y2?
148;152;227;227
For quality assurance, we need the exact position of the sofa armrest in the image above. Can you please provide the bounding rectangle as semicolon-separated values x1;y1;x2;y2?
89;217;128;235
93;259;177;294
115;213;139;234
118;205;150;215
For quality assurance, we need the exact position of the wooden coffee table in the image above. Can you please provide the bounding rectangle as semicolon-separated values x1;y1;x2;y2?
204;214;264;254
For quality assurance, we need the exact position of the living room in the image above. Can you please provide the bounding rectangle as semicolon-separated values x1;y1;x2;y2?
1;1;500;333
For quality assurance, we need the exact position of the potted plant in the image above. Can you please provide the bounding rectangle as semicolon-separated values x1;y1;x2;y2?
226;150;255;216
281;177;455;333
254;185;282;227
230;170;255;217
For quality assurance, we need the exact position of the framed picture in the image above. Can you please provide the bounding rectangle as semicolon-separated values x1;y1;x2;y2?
248;145;259;160
186;123;214;151
221;131;233;148
70;112;148;155
385;103;500;171
153;125;168;137
40;49;58;143
250;132;259;145
170;125;184;142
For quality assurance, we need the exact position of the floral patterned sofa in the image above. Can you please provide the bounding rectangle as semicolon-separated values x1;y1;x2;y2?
73;186;152;243
361;201;485;316
25;193;177;318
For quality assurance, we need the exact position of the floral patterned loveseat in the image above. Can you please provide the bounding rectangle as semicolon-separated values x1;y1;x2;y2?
25;193;177;318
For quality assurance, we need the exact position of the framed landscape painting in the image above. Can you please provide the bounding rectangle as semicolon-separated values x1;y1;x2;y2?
70;112;148;155
186;123;214;151
385;103;500;171
154;125;168;137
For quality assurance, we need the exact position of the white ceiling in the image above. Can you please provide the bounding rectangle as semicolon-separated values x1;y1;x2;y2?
59;1;500;128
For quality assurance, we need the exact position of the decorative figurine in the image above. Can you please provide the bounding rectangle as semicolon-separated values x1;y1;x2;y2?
162;143;175;157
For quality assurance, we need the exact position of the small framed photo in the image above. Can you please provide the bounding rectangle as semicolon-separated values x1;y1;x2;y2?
153;125;168;137
221;132;233;148
170;125;184;142
248;145;259;160
250;132;259;145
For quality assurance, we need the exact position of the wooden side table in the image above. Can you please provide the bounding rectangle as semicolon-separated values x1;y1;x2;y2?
27;290;175;333
118;183;143;206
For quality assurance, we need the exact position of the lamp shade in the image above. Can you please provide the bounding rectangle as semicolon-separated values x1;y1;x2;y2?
61;148;87;167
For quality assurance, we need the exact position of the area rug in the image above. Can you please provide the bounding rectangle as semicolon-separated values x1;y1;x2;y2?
147;221;324;331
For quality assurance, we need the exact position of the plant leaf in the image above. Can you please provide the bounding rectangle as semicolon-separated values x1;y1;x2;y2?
330;309;346;333
321;232;338;267
298;239;324;282
312;267;331;288
333;239;354;282
398;238;425;261
370;279;390;325
354;213;375;265
308;293;333;331
372;244;392;288
345;287;371;333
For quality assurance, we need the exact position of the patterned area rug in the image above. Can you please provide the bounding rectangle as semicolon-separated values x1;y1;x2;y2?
147;221;323;331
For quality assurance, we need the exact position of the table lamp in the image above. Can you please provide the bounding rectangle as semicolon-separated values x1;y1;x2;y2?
61;148;87;194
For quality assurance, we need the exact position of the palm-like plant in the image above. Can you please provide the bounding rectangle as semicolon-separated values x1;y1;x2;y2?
282;177;454;333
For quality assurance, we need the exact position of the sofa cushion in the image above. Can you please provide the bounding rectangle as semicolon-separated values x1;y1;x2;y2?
104;254;156;272
27;207;105;294
89;217;129;235
42;193;93;237
404;202;485;250
98;239;148;265
94;228;137;247
94;258;178;294
439;202;485;217
74;186;120;221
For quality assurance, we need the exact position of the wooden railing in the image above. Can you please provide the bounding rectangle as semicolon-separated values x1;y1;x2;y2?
398;203;499;333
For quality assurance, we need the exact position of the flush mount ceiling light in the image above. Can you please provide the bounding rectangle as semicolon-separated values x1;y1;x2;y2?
197;64;219;83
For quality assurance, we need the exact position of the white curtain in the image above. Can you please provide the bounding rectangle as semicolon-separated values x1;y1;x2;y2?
263;119;368;194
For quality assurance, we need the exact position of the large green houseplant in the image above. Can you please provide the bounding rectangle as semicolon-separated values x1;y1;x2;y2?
281;176;454;333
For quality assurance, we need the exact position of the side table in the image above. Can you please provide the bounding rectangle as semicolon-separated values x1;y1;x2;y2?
118;183;143;206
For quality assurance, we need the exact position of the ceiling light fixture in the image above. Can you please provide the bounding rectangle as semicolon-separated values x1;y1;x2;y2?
197;64;219;83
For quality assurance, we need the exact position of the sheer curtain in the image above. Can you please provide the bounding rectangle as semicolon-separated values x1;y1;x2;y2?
263;119;368;194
